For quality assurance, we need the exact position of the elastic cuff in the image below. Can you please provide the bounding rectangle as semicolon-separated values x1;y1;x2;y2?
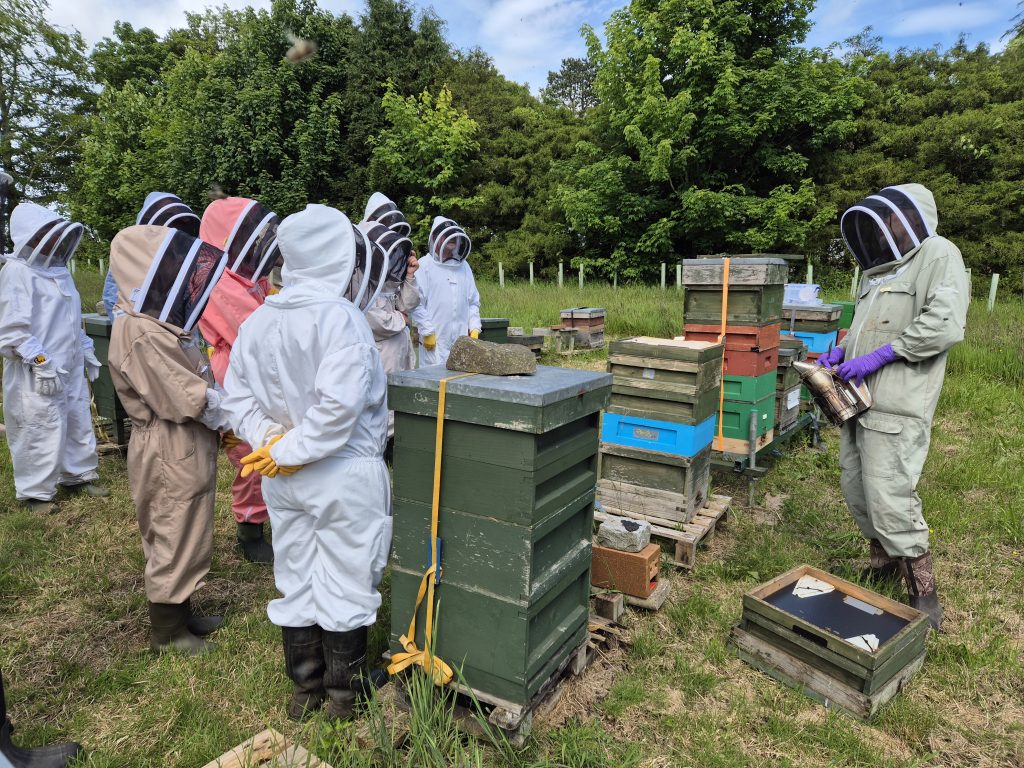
15;337;46;362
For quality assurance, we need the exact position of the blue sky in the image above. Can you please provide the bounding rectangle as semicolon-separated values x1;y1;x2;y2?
51;0;1022;91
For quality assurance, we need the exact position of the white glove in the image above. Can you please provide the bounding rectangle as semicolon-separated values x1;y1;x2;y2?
198;386;232;431
84;350;103;382
32;357;67;397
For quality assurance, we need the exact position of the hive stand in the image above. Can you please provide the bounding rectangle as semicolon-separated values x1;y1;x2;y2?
594;494;731;569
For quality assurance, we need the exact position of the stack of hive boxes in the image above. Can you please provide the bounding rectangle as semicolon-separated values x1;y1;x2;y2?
388;365;611;709
775;336;808;432
781;301;842;363
682;257;788;457
598;337;723;524
559;307;606;349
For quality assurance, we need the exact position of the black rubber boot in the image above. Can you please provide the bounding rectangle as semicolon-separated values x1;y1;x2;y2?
61;482;110;498
282;626;326;721
236;522;274;564
859;539;901;584
322;627;367;721
149;601;214;655
900;552;943;631
185;597;224;638
1;671;83;768
20;499;58;515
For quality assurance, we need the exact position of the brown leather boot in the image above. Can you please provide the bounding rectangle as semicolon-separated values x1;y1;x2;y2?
860;539;900;584
282;626;326;721
900;552;943;631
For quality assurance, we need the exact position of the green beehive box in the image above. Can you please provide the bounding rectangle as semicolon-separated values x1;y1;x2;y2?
721;395;774;439
684;284;785;326
731;565;929;720
836;301;856;330
599;442;711;500
388;365;611;708
722;372;776;402
609;354;722;395
479;317;511;343
82;313;130;446
607;387;721;426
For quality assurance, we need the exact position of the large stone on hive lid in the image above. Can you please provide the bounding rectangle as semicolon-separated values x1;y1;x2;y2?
446;336;537;376
388;365;611;708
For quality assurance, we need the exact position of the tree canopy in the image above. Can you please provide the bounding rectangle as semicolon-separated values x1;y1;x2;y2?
1;0;1021;284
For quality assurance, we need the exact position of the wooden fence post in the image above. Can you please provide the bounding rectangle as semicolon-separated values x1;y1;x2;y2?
988;273;999;312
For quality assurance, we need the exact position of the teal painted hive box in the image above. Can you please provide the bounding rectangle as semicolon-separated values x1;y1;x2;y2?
388;364;612;707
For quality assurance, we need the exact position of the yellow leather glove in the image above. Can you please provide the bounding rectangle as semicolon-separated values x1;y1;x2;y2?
240;435;305;478
469;329;480;339
423;333;437;351
222;431;243;450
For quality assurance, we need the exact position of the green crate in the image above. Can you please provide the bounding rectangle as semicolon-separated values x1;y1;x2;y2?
479;317;511;343
388;365;610;708
82;313;129;446
684;285;784;325
837;301;856;330
721;395;775;439
723;372;776;402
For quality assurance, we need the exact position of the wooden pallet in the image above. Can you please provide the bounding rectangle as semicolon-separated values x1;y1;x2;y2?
594;494;731;569
201;729;332;768
398;613;625;748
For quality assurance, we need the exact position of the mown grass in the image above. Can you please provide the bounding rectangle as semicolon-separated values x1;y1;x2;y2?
0;272;1022;766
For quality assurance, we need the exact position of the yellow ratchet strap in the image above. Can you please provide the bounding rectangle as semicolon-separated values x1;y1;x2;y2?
715;258;731;452
388;371;476;686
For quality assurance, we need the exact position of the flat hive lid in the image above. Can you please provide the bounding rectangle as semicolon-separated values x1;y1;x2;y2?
389;364;612;407
684;257;788;267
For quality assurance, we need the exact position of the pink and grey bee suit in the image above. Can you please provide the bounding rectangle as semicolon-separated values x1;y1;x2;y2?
108;225;228;604
0;202;98;501
198;198;281;525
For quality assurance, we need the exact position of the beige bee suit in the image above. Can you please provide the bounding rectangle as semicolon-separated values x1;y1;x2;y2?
107;225;222;604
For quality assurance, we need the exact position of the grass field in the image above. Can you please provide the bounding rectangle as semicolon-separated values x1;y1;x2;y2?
1;270;1022;766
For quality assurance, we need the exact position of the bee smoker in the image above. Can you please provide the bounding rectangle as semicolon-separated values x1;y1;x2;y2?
793;360;872;427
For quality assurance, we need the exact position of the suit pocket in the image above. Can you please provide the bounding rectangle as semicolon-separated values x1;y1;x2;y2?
857;414;904;479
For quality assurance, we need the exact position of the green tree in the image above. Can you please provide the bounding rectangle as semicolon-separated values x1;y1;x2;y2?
541;56;598;116
556;0;862;277
814;36;1024;283
368;82;479;242
0;0;91;212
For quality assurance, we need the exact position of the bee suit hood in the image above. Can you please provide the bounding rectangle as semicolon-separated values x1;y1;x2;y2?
840;184;938;275
9;202;83;274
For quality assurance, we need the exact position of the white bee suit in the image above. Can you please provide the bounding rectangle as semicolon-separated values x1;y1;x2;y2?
224;204;392;632
411;256;481;367
0;203;98;501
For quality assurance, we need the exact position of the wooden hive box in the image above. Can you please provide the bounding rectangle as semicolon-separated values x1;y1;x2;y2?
683;322;781;352
389;365;611;708
479;317;511;343
775;386;801;431
722;372;777;403
684;284;785;326
731;565;930;720
775;356;801;391
606;337;723;426
683;257;790;286
598;442;711;520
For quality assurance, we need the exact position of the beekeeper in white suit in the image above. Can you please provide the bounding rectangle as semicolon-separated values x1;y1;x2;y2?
223;204;391;722
0;202;108;513
411;216;481;367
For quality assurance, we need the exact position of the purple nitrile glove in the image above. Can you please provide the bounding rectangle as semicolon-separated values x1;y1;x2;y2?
836;344;898;386
816;346;845;368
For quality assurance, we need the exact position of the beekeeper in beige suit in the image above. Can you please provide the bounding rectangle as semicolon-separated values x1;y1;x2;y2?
819;183;969;630
108;224;231;654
